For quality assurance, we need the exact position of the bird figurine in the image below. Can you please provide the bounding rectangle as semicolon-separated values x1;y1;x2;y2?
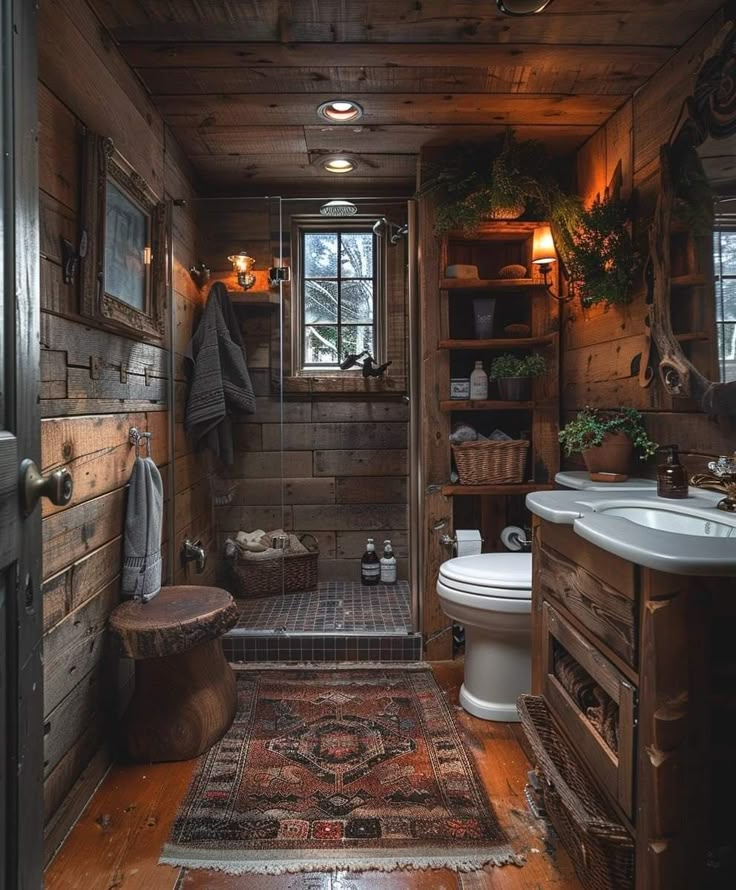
361;356;393;378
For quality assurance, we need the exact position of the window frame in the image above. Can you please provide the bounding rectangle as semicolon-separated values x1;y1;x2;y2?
291;216;387;375
712;221;736;383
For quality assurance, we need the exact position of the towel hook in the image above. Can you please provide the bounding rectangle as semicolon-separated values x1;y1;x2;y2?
129;426;152;459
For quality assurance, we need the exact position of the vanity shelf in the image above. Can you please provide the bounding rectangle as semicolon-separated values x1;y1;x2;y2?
439;278;550;292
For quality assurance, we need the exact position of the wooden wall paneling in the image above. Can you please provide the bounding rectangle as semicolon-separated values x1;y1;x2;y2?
38;83;79;211
313;449;408;476
39;0;165;196
418;186;453;659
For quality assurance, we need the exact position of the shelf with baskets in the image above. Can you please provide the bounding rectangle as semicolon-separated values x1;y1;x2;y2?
437;222;560;545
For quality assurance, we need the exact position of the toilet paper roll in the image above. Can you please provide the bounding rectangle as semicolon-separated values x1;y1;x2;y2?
456;529;483;557
501;525;526;551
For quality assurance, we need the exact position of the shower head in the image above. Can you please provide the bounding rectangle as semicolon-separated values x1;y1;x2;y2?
320;199;358;217
372;217;409;245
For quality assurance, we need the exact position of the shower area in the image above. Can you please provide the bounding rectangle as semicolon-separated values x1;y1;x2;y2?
175;195;422;662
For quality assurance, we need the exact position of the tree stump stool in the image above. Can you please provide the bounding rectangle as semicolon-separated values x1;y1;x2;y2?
109;586;239;763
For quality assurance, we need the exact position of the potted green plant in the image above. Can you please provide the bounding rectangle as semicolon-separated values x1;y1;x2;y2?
424;130;554;234
489;353;546;401
558;407;658;480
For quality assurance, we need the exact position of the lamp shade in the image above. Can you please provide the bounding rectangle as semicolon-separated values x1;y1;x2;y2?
532;226;556;265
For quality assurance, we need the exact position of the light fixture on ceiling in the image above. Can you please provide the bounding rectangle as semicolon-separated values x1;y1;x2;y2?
320;200;359;217
227;251;256;290
496;0;556;14
317;100;364;123
322;156;357;174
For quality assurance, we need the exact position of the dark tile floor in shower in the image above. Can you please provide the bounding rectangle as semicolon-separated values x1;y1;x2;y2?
233;580;412;634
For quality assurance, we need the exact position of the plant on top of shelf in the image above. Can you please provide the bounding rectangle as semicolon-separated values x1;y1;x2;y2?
559;406;657;480
421;130;574;235
489;353;546;401
563;189;637;309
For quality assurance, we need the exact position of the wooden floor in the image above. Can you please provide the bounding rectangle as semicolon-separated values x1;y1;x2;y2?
45;662;581;890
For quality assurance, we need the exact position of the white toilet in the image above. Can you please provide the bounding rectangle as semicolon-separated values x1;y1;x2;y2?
437;552;532;722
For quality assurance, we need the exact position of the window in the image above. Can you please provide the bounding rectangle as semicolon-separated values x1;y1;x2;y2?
295;222;382;372
713;225;736;382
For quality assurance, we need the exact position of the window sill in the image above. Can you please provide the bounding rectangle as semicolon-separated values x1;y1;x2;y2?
282;375;407;396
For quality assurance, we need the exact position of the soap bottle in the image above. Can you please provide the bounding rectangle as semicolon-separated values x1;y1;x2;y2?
469;361;488;400
657;445;688;499
361;538;380;585
380;540;397;585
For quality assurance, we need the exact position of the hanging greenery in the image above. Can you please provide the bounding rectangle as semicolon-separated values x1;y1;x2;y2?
563;191;637;308
422;130;573;235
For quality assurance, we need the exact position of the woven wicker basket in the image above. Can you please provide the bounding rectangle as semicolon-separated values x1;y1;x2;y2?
228;535;319;598
518;695;634;890
452;439;529;485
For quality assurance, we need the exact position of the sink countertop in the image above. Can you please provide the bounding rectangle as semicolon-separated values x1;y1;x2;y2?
527;488;736;576
555;470;656;491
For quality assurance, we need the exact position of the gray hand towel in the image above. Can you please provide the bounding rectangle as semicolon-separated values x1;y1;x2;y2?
121;456;163;602
185;281;256;465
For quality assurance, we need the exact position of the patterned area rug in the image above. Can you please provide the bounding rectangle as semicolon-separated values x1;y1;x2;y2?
161;668;520;875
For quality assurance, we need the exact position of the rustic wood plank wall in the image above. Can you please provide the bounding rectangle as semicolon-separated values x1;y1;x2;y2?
38;0;213;863
198;199;410;583
566;7;736;474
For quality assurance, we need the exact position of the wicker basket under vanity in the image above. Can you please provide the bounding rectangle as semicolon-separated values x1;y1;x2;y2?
452;439;529;485
518;694;634;890
227;535;319;598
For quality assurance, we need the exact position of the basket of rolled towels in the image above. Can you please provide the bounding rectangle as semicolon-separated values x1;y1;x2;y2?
224;529;319;597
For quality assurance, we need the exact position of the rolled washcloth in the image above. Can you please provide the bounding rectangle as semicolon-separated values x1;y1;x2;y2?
232;529;308;561
121;456;163;602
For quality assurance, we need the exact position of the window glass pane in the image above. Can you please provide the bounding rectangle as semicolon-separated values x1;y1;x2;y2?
342;280;373;323
717;279;736;321
304;326;338;365
305;280;338;323
304;232;338;278
341;325;374;357
341;232;373;279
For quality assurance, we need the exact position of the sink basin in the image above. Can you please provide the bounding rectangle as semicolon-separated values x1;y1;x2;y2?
526;488;736;574
592;503;736;538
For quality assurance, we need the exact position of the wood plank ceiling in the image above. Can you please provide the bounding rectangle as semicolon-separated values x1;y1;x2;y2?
87;0;724;194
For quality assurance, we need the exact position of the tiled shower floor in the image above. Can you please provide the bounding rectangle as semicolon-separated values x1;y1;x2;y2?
233;580;412;635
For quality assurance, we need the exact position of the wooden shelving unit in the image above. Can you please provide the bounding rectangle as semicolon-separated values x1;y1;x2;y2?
439;335;555;350
440;278;550;293
437;221;560;551
228;290;280;308
442;482;554;496
440;399;533;412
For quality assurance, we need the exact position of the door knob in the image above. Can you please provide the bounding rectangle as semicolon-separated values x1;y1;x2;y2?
20;459;73;516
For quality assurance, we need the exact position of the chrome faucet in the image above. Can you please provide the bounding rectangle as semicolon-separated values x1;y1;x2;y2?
690;454;736;513
181;538;207;573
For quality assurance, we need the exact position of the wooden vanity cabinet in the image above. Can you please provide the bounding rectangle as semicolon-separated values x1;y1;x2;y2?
530;515;736;890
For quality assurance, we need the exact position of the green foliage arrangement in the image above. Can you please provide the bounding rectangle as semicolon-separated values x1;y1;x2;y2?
564;192;637;308
424;130;569;234
558;407;658;460
489;353;547;379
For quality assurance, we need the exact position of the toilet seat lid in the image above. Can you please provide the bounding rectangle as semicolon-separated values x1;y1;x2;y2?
439;553;532;598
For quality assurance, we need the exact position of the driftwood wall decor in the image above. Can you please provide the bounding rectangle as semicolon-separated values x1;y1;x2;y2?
650;21;736;415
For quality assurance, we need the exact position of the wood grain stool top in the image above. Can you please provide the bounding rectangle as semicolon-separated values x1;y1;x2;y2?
109;586;238;659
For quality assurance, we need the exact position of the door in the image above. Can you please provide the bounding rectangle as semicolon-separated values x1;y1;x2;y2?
1;0;43;886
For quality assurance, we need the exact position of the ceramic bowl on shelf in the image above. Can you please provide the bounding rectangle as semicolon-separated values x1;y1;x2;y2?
445;264;479;279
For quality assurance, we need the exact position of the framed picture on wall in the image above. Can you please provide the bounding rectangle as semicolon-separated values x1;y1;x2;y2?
80;131;167;342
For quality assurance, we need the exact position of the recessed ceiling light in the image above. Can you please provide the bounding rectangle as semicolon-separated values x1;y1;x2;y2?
322;156;357;174
496;0;555;13
317;100;364;123
320;200;358;217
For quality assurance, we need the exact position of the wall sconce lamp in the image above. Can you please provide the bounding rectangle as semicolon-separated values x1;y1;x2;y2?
227;251;256;290
532;225;556;282
532;225;572;303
